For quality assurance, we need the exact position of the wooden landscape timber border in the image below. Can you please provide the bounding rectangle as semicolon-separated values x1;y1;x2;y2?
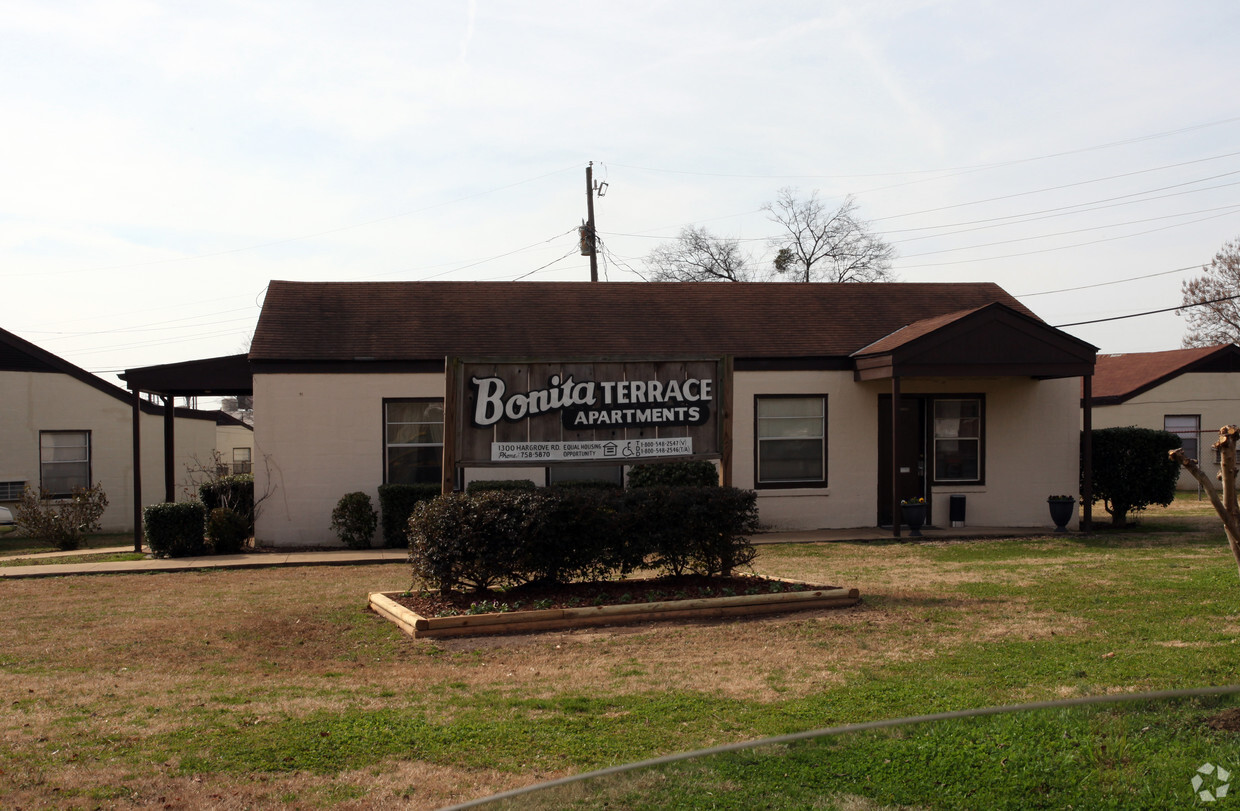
368;584;862;639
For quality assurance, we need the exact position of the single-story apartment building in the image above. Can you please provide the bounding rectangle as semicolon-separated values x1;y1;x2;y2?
233;280;1095;546
1089;343;1240;488
0;327;252;532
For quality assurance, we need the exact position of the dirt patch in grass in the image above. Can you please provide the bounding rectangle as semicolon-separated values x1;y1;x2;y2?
1206;707;1240;731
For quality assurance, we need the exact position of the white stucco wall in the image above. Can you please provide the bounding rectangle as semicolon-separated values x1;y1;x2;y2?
253;372;445;547
254;368;1083;544
1091;371;1240;488
900;376;1081;529
0;371;219;531
733;372;1080;531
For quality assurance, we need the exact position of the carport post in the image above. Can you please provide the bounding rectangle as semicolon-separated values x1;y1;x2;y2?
891;376;901;538
131;389;143;553
163;395;176;503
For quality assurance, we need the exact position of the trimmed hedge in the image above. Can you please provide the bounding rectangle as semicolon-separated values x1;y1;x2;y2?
466;479;538;494
206;507;249;555
331;492;378;549
408;485;758;592
199;475;255;533
144;502;207;558
378;483;441;548
627;460;719;488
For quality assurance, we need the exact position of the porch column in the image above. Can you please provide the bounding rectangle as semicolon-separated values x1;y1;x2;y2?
892;376;901;538
1082;374;1093;531
131;389;143;552
163;395;176;503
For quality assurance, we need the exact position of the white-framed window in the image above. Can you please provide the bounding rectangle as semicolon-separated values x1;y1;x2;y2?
40;430;91;497
385;399;444;485
755;395;826;487
933;398;982;483
232;447;252;475
0;481;25;501
1164;414;1201;461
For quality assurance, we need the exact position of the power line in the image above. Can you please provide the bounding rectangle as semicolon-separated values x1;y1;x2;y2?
1054;293;1240;328
1016;265;1200;298
6;165;581;279
896;203;1240;259
608;116;1240;180
893;208;1240;270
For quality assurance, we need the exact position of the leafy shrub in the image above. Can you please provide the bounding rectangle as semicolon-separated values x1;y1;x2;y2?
407;485;758;591
523;488;628;584
547;479;623;491
465;479;537;494
408;491;529;592
206;507;249;555
627;460;719;488
378;483;441;548
331;492;378;549
13;484;109;551
1083;427;1182;527
199;475;255;533
144;501;208;558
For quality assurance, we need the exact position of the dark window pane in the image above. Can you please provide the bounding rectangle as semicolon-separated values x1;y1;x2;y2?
935;439;979;481
386;446;442;485
759;439;824;482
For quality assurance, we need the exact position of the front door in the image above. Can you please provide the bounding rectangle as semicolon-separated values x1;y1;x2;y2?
878;395;926;526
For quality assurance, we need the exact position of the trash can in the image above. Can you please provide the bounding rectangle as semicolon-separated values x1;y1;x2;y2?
949;495;966;528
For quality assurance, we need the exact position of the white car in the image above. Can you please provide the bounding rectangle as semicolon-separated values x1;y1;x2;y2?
0;505;13;533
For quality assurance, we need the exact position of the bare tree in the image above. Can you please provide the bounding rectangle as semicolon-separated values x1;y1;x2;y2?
765;189;895;283
1171;425;1240;578
1180;238;1240;347
644;225;759;282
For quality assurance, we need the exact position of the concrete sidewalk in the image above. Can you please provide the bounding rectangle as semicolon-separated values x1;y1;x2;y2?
0;525;1052;579
0;547;408;579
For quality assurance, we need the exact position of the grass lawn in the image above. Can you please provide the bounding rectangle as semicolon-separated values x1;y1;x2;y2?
1;512;1237;809
0;531;134;558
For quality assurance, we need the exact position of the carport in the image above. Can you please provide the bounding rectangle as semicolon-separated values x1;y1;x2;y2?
119;355;252;551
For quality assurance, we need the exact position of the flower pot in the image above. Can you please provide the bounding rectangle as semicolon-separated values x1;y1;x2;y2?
900;503;927;537
1048;497;1075;532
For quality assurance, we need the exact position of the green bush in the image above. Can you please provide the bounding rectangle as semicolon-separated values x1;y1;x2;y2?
378;483;441;548
522;488;628;584
331;492;379;549
13;484;110;551
547;479;623;491
627;460;719;488
465;479;537;494
408;491;529;592
1083;427;1182;527
206;507;249;555
145;502;208;558
407;485;758;592
199;475;255;533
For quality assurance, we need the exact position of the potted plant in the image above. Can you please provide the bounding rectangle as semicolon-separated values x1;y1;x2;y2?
900;497;927;537
1047;495;1076;533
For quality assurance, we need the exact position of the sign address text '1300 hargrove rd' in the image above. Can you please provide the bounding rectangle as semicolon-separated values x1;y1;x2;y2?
452;359;725;467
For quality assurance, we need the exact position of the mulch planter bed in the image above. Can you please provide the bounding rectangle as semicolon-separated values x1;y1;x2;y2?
370;574;861;639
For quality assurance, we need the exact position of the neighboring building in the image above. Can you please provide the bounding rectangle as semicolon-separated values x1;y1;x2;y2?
0;327;252;531
1090;344;1240;489
242;281;1095;546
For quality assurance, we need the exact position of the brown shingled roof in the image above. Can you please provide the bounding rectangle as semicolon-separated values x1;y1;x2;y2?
250;280;1038;362
1091;344;1240;404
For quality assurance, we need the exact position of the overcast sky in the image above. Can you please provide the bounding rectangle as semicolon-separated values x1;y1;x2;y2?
4;1;1240;390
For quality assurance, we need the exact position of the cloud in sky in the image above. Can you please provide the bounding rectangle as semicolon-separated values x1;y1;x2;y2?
2;0;1240;383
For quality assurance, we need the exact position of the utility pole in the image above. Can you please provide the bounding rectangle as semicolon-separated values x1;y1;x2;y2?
584;162;599;282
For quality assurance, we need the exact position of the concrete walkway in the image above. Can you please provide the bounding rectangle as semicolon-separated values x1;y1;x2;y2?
0;546;408;579
0;525;1054;579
